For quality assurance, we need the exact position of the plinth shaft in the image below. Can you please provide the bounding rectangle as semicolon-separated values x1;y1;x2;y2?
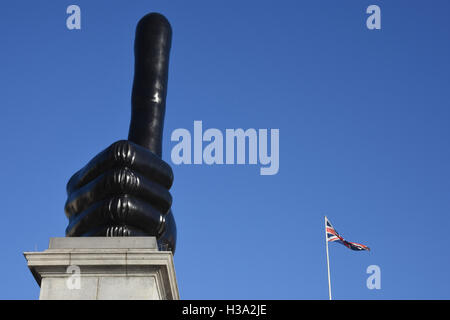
24;237;179;300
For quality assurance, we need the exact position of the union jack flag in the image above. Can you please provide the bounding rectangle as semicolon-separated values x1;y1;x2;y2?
325;216;370;251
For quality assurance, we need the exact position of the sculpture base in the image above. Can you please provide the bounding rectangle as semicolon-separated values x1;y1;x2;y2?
23;237;179;300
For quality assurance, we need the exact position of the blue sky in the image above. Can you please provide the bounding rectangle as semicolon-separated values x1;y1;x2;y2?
0;0;449;299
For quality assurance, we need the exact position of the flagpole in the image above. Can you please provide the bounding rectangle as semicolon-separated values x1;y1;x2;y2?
325;216;332;300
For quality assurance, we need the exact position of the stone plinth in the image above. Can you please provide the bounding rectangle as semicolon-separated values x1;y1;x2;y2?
24;237;179;300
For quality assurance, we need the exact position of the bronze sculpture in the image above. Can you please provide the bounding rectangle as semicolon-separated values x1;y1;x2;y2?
64;13;177;253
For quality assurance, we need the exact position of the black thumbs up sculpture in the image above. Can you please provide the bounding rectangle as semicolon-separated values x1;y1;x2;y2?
64;13;177;253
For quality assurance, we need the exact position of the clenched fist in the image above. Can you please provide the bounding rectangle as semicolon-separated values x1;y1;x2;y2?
64;13;177;253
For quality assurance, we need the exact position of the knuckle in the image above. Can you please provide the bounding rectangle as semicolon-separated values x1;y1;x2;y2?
106;167;140;192
109;140;136;166
106;225;131;237
105;196;131;223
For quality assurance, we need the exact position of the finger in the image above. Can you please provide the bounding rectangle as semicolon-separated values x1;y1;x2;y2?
128;13;172;157
105;225;148;237
65;167;172;218
66;140;173;194
66;195;165;237
74;225;149;237
157;209;176;253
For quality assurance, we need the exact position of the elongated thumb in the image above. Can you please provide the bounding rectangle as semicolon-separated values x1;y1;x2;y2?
128;12;172;157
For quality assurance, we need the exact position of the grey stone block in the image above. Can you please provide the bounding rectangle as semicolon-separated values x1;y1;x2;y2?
48;237;158;249
24;237;179;300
